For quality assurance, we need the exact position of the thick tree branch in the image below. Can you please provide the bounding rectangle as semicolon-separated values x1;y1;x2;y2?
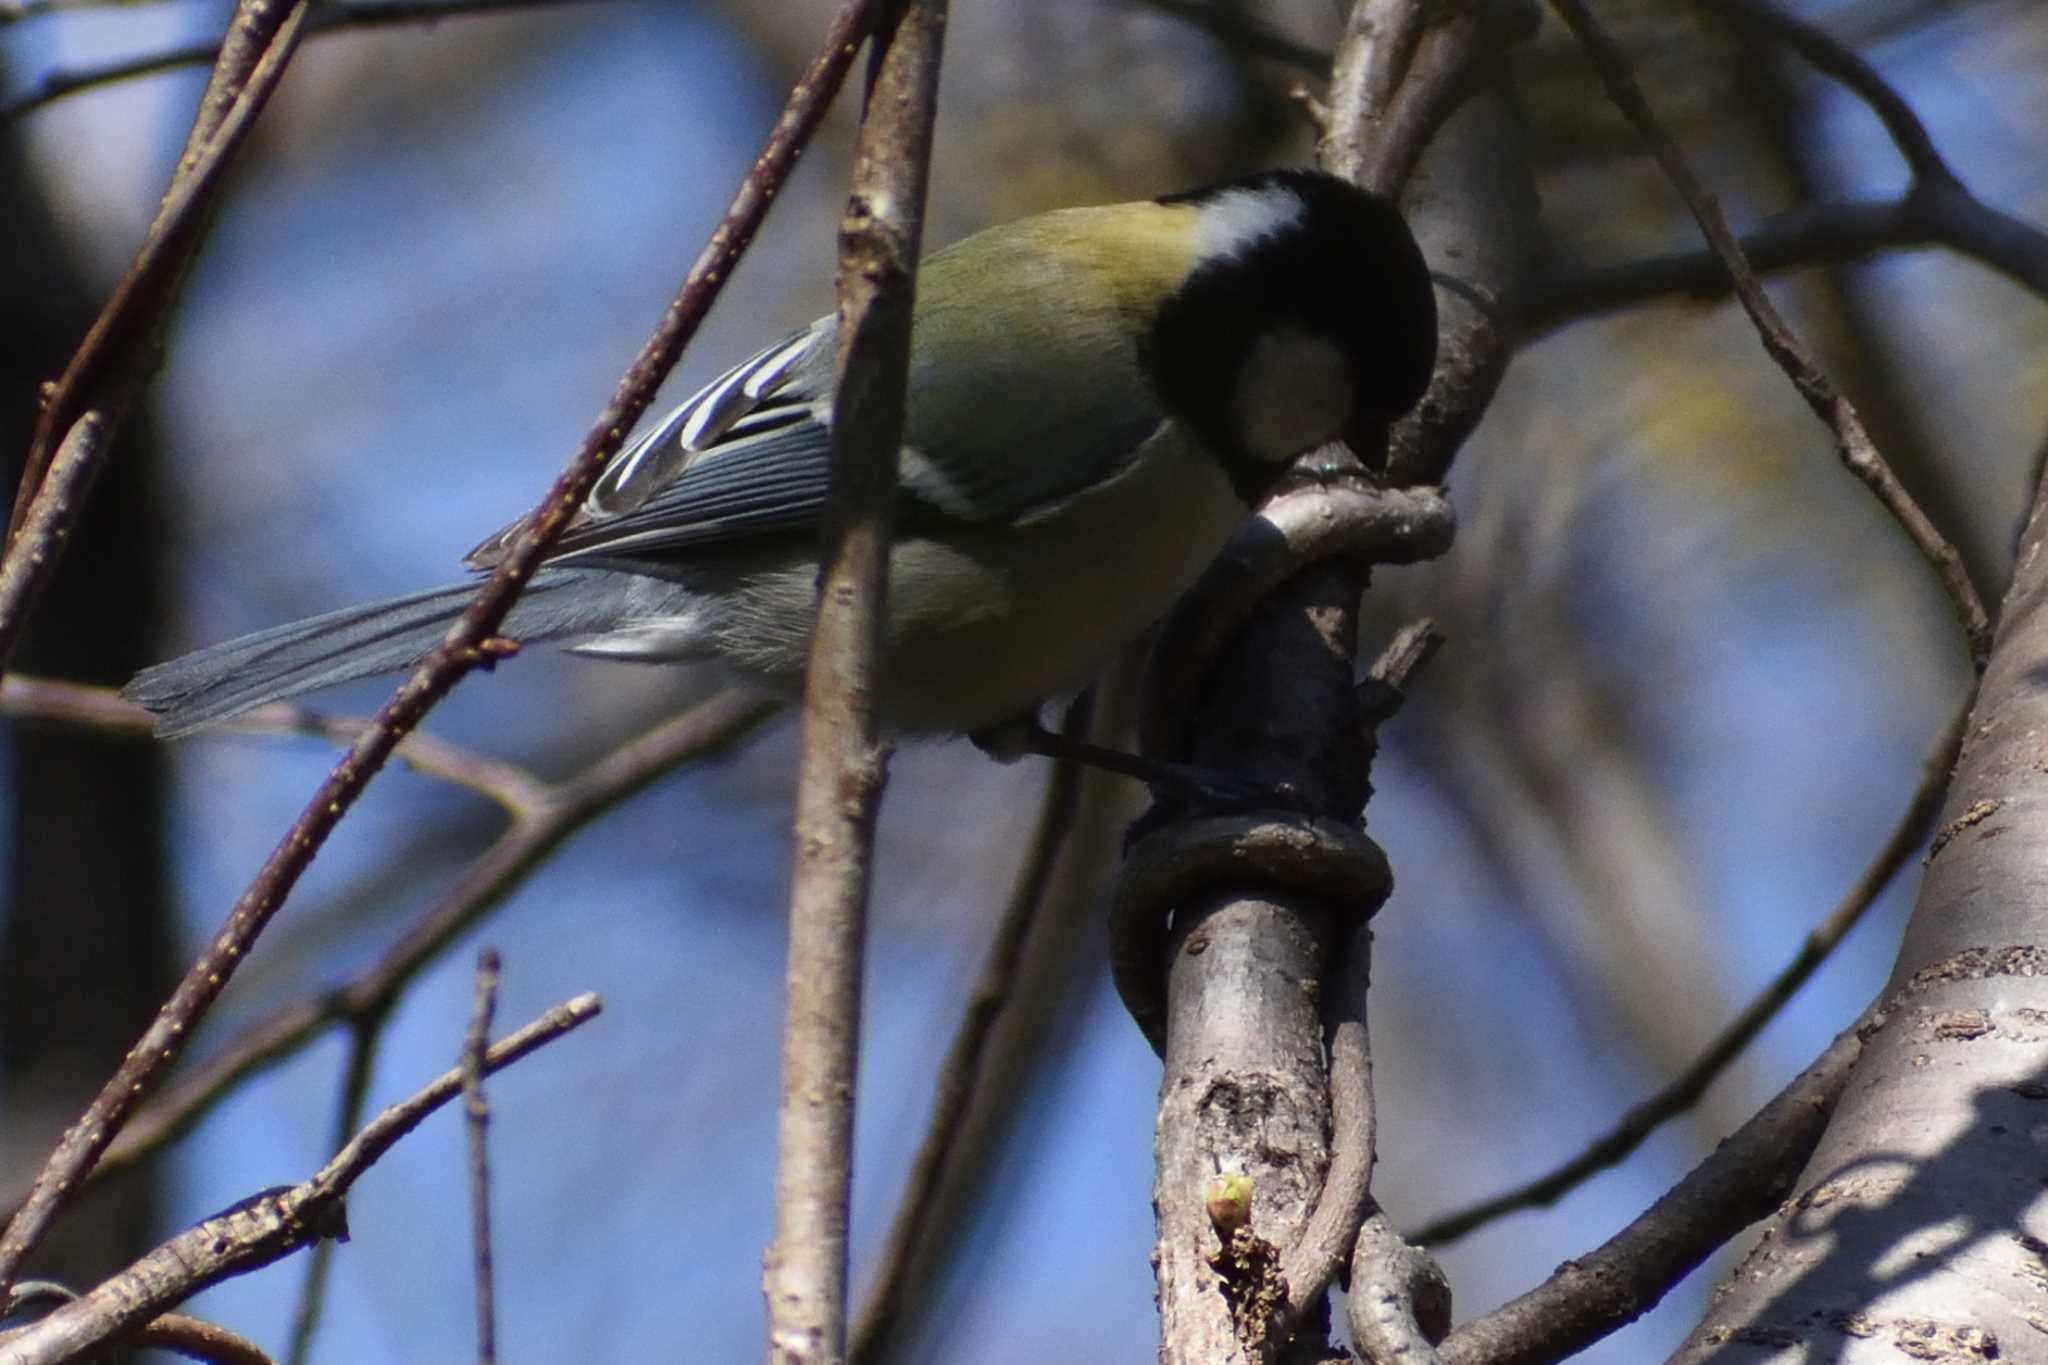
765;2;945;1361
1143;7;1535;1361
1670;440;2048;1361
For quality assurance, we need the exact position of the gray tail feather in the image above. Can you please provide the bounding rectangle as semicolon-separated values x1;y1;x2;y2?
125;568;609;738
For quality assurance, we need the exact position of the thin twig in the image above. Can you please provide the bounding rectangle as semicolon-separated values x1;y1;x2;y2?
1547;0;1992;669
1;0;610;124
0;994;601;1365
1415;698;1965;1246
766;2;945;1359
462;950;501;1365
1438;1010;1869;1365
1271;620;1446;1333
0;0;872;1291
848;701;1086;1364
283;1020;378;1365
133;1312;278;1365
0;411;108;666
0;689;773;1216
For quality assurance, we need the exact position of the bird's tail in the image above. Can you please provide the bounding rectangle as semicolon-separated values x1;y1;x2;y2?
125;567;615;738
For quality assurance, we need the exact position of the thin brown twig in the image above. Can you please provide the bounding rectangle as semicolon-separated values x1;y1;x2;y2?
0;0;873;1292
132;1312;278;1365
848;701;1086;1365
0;688;773;1216
0;410;108;666
1272;622;1446;1333
1;0;611;124
1415;698;1965;1246
0;994;601;1365
283;1019;377;1365
766;2;945;1359
1439;1010;1870;1365
1546;0;1993;670
462;950;501;1365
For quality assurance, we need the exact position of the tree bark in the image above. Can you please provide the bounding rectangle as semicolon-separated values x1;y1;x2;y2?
1671;462;2048;1361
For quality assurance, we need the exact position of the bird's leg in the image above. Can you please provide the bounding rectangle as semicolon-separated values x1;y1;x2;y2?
971;714;1299;811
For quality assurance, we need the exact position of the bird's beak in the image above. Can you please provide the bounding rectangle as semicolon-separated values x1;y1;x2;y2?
1343;415;1392;472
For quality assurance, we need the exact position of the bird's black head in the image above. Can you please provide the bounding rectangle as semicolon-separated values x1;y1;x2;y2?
1145;169;1438;500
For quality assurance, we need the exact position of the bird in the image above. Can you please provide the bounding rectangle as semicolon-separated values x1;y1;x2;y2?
124;168;1438;770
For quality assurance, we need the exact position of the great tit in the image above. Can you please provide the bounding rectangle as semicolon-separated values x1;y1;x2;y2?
125;169;1437;745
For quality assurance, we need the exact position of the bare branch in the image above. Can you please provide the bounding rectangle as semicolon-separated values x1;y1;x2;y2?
0;0;871;1290
1270;624;1444;1335
282;1025;377;1365
1439;1013;1868;1365
1415;698;1964;1246
462;950;501;1365
848;704;1085;1364
1547;0;1992;669
0;411;109;666
0;994;601;1365
766;2;945;1360
132;1313;278;1365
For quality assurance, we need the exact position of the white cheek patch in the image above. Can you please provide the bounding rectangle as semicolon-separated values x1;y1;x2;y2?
1231;327;1355;463
1195;187;1304;260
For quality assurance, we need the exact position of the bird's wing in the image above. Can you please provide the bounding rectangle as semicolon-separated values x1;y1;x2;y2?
468;216;1177;569
465;321;838;567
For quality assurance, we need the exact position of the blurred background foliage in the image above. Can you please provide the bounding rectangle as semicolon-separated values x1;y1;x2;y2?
0;0;2042;1360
